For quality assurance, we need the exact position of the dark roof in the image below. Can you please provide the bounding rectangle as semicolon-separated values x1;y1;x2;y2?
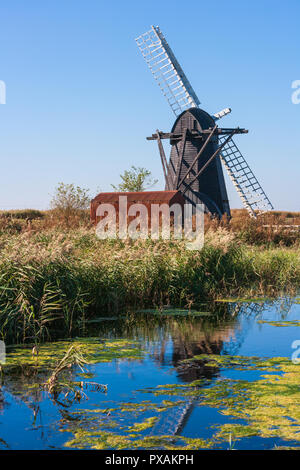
92;190;184;204
171;107;215;132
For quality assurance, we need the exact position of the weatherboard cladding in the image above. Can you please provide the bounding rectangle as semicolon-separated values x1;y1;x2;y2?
166;108;230;216
90;190;185;224
92;190;184;204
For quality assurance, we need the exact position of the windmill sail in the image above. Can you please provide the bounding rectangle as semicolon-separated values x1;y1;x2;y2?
219;136;273;217
213;107;232;120
136;25;273;217
135;26;200;116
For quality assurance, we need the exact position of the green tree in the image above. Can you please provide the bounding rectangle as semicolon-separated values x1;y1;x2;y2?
50;182;90;225
111;166;158;192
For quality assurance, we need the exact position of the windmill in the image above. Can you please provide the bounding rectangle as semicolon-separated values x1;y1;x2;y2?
135;26;273;218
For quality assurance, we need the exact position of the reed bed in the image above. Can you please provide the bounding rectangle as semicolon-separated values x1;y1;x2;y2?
1;208;299;246
0;225;299;344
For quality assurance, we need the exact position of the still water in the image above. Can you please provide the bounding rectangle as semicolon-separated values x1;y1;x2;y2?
1;298;300;450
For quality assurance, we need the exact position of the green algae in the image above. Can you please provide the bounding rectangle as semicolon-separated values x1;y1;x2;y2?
119;400;186;413
0;338;146;409
145;355;300;445
85;316;126;323
257;319;300;327
63;424;214;450
136;308;211;317
216;362;300;443
38;351;300;449
179;354;289;371
4;337;145;372
68;399;188;418
60;388;216;449
3;300;300;451
63;428;214;450
274;446;300;450
215;297;270;303
125;416;158;433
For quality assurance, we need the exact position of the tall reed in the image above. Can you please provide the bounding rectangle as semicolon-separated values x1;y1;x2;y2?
0;228;299;344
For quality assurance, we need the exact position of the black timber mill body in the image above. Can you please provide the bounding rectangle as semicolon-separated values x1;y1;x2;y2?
147;108;248;218
169;108;229;217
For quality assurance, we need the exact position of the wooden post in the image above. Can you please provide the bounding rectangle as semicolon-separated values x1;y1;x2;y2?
182;130;236;195
156;130;171;190
175;128;188;189
177;124;217;188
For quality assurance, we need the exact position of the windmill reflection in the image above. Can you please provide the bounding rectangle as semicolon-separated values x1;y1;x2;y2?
0;299;278;443
144;301;268;382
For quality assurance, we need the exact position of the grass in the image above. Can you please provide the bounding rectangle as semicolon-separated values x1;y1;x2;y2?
0;224;299;343
205;210;300;247
0;209;45;220
1;207;300;245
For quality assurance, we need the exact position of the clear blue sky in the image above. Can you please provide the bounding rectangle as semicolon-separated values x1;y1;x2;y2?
0;0;299;210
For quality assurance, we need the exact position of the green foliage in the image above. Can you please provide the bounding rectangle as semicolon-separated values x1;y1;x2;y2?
111;166;158;192
50;183;90;225
0;229;299;344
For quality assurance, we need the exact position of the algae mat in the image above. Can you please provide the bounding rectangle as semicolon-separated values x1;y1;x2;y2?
1;298;300;450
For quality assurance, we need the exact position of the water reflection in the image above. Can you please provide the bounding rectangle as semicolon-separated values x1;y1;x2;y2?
95;301;271;382
1;299;291;402
1;297;299;449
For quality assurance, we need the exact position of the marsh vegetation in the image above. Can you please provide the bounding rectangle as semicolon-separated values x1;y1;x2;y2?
0;226;299;343
0;206;299;344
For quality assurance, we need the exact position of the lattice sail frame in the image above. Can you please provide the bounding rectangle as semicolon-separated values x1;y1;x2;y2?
219;137;273;217
135;26;200;116
135;25;274;217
